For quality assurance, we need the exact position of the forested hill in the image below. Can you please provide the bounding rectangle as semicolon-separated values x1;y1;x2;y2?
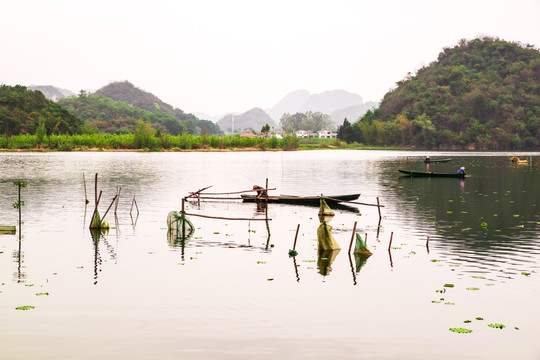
0;85;82;137
339;37;540;150
58;92;222;136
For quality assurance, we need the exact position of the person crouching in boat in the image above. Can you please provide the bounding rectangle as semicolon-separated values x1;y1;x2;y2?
253;185;267;199
425;155;430;163
457;167;466;175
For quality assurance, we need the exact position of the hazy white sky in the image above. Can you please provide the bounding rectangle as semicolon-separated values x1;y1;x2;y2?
2;0;539;116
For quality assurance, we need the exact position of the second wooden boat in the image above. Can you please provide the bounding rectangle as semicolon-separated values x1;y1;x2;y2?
424;158;452;163
399;169;466;178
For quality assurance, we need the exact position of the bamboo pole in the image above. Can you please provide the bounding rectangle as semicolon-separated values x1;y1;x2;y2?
292;224;300;250
426;236;430;246
83;173;88;204
94;173;98;207
377;197;382;218
265;178;269;202
114;186;121;214
99;195;118;227
365;233;368;245
324;197;385;208
348;221;358;254
182;212;271;221
199;188;276;196
130;195;139;216
388;231;393;251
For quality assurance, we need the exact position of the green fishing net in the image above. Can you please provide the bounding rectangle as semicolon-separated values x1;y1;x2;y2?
167;211;195;239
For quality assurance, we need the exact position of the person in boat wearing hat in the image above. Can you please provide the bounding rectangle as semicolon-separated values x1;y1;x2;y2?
253;185;267;199
456;166;466;175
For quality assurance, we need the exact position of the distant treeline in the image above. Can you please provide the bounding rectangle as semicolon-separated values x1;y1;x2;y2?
0;125;301;151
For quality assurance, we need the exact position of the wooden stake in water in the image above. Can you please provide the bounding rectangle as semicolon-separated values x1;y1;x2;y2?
293;224;300;250
83;173;88;204
348;221;358;254
377;197;382;219
388;232;394;251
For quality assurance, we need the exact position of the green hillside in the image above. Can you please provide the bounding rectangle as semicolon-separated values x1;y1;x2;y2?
59;82;222;136
0;85;82;137
338;37;540;150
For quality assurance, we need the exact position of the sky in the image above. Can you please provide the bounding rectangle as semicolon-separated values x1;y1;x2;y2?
2;0;539;117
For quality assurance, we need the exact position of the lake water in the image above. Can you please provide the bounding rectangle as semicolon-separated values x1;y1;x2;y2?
0;150;539;360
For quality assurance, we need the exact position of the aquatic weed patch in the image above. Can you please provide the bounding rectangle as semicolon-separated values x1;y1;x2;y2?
449;328;472;334
488;323;505;329
16;305;35;310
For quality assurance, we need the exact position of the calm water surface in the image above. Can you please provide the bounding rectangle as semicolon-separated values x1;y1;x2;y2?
0;150;539;360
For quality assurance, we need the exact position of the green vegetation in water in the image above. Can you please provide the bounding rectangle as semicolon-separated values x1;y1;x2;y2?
445;302;455;305
257;261;267;264
15;305;35;310
444;283;454;287
488;323;505;329
303;260;316;262
430;259;440;262
464;320;472;323
35;292;49;296
472;275;485;279
521;272;530;276
288;249;298;257
431;300;441;303
25;284;34;287
476;317;484;320
481;222;488;228
449;328;472;334
466;287;480;291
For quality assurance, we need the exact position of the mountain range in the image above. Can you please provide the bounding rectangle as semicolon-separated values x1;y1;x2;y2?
27;83;377;131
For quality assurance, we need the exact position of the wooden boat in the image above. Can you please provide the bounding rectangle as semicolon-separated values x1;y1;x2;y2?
241;193;360;205
399;169;466;178
424;158;452;163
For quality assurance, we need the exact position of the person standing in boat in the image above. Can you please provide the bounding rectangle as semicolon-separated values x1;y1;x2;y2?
457;166;466;175
253;185;267;199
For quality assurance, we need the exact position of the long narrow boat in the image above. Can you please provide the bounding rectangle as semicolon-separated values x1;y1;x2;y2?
399;169;466;178
424;158;452;163
241;193;360;205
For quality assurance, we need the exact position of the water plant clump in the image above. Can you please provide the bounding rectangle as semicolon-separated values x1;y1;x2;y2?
449;328;472;333
15;305;35;310
488;323;505;329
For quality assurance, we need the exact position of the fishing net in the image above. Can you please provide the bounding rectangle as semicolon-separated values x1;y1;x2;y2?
167;211;195;239
317;220;340;251
318;197;335;222
354;233;372;255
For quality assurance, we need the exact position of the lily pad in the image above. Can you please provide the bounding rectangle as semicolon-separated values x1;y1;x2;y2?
15;305;35;310
488;323;505;329
449;328;472;333
444;283;454;287
521;272;530;276
35;292;49;296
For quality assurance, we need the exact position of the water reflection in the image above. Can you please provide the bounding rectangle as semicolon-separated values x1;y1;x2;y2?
317;249;340;277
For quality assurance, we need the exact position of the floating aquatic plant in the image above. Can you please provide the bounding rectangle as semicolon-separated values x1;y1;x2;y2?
488;323;505;329
16;305;35;310
35;292;49;296
266;278;274;281
444;283;454;287
288;249;298;257
521;272;530;276
472;275;485;279
445;302;455;305
466;287;480;291
431;300;441;303
480;222;488;228
430;259;440;262
449;328;472;333
25;284;34;287
476;317;484;320
256;261;267;264
464;320;471;323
